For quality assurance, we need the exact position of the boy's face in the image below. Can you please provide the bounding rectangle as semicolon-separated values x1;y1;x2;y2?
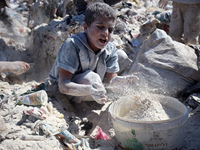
84;17;115;52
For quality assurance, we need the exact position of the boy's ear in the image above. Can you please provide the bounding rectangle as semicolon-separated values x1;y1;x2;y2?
83;22;87;32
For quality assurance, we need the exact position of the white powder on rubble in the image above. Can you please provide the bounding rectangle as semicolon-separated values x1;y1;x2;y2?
121;97;180;121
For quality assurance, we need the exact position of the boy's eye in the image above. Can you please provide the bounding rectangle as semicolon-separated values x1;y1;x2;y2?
96;25;114;34
97;26;105;30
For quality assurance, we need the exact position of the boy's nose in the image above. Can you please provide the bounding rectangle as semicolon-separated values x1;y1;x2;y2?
102;29;109;36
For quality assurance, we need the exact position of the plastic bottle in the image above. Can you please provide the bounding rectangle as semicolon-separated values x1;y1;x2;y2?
17;90;48;106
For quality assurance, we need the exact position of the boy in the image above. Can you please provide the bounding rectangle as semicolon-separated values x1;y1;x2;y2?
158;0;200;45
46;2;137;108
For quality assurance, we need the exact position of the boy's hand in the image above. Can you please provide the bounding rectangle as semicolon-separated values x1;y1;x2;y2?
158;0;169;8
90;83;107;104
109;75;139;87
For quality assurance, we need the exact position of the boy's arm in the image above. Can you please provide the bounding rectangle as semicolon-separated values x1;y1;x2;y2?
58;68;107;104
58;68;91;96
105;72;139;87
0;61;30;74
104;72;118;84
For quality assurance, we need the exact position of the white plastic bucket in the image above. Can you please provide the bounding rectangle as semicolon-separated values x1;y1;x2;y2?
108;94;188;150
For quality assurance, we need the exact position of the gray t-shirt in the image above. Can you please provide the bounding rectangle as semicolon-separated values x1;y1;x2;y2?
49;32;119;82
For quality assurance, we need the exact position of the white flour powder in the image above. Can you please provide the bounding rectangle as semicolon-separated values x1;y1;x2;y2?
121;97;180;121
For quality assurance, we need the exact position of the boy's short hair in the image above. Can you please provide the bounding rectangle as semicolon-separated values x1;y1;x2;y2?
84;2;117;26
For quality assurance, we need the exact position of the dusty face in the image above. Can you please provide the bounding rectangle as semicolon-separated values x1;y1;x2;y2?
84;17;115;53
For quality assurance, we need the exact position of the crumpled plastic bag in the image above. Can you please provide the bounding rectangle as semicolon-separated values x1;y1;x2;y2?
24;107;46;120
90;126;110;141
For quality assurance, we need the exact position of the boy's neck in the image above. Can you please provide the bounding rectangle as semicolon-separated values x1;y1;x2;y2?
93;49;101;54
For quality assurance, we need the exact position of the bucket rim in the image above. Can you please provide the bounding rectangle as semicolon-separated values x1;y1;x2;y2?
109;105;188;124
108;94;189;124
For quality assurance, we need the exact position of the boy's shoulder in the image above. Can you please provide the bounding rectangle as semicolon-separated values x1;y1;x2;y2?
106;42;117;49
61;33;85;49
105;42;118;53
71;32;86;41
70;32;88;46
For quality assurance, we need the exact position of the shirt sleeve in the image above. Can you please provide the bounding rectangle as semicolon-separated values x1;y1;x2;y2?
57;38;80;74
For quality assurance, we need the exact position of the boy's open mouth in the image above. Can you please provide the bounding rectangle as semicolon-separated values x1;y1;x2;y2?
99;38;107;44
